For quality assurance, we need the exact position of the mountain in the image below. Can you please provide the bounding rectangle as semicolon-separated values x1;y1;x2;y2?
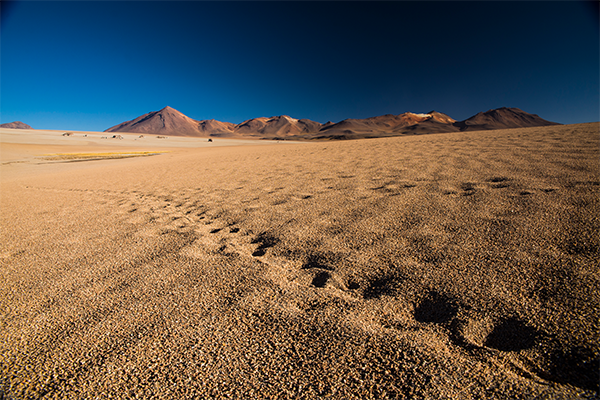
0;121;33;129
234;115;322;138
453;107;560;131
105;107;560;139
105;106;203;136
428;111;456;124
318;112;459;138
198;119;236;136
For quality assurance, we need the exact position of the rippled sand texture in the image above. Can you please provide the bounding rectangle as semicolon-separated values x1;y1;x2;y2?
1;123;598;398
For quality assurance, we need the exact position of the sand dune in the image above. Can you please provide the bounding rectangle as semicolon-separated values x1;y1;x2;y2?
1;123;598;398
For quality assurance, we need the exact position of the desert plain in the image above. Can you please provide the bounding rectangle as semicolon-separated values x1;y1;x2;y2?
0;123;598;398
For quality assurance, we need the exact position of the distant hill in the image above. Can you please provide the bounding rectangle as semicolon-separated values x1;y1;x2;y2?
453;107;560;131
105;107;560;139
317;111;459;138
198;119;236;136
0;121;32;129
234;116;322;138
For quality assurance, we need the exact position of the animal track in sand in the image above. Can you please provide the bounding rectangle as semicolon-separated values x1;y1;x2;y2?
251;233;279;257
292;194;313;200
371;181;417;195
442;189;458;196
488;177;511;189
445;310;541;355
301;253;335;271
363;274;403;300
23;185;402;317
346;279;361;290
414;291;459;324
459;182;477;196
311;271;331;288
483;317;539;351
489;177;509;183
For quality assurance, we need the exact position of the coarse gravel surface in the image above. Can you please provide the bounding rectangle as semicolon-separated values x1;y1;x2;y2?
1;123;598;399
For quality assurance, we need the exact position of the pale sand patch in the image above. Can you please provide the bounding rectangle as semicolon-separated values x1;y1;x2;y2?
0;123;598;398
0;128;285;182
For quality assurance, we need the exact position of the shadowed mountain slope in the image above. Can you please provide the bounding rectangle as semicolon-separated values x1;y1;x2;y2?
198;119;236;136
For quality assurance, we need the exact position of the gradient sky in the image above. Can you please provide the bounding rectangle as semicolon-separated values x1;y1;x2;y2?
1;1;598;131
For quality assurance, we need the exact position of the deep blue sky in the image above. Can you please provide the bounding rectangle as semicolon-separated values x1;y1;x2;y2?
1;1;598;131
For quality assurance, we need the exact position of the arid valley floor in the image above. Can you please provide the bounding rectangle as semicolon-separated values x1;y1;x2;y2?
1;124;599;398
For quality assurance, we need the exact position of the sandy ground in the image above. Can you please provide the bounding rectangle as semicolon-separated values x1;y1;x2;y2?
0;123;598;399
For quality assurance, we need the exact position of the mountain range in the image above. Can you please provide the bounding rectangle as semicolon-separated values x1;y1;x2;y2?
105;106;559;140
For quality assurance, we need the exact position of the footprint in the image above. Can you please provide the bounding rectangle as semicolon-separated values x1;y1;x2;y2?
311;271;331;288
488;177;510;189
460;182;477;196
483;317;539;351
414;291;459;324
293;194;313;200
251;233;279;257
301;253;334;271
346;278;361;290
363;274;401;299
371;181;416;193
542;345;599;392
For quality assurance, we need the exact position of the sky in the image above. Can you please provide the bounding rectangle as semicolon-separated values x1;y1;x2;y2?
1;1;599;131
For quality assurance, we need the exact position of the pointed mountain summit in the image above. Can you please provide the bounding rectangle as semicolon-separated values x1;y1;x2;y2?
427;111;456;124
105;106;204;136
0;121;33;129
453;107;560;131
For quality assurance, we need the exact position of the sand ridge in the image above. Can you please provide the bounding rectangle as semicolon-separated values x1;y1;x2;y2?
1;123;598;398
